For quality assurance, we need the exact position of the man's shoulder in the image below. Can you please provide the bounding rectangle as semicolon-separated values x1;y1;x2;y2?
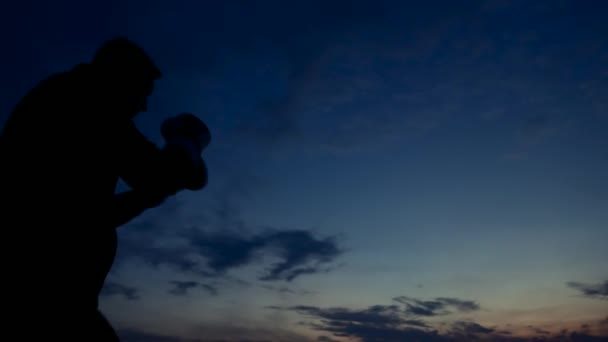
42;63;95;90
17;64;94;103
5;64;98;132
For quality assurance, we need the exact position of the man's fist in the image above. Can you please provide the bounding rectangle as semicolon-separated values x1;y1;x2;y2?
161;113;210;191
161;112;211;152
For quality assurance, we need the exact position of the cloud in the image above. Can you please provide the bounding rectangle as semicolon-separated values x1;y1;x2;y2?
302;319;452;342
287;304;408;327
168;280;199;296
116;222;342;283
110;289;607;341
567;280;608;300
261;285;315;296
316;336;339;342
111;173;343;291
185;228;342;282
528;325;552;335
269;299;458;342
393;296;480;317
168;280;218;297
271;295;480;328
565;333;608;342
450;321;494;336
100;281;139;301
270;294;608;342
257;230;342;281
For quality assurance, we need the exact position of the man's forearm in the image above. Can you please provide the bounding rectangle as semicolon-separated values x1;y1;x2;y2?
117;120;182;193
110;190;166;228
117;119;205;195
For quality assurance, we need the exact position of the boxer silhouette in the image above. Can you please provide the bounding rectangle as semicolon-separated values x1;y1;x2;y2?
0;37;209;340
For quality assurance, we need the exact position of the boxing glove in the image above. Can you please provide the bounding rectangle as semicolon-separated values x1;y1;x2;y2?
161;113;210;191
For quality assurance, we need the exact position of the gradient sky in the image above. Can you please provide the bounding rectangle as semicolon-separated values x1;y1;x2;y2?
1;1;607;341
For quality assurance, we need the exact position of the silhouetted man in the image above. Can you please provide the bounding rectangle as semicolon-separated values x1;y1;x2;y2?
0;38;207;340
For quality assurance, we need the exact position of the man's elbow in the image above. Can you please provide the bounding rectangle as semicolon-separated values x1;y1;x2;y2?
184;161;208;191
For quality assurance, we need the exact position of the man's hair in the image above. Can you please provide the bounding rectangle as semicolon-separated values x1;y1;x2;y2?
92;37;162;81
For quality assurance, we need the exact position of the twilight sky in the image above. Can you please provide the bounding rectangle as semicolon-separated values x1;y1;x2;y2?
1;1;607;341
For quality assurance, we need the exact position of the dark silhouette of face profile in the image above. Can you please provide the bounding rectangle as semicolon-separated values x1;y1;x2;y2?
92;37;162;117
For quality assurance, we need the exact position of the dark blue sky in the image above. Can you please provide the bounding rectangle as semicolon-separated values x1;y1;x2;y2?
1;1;607;341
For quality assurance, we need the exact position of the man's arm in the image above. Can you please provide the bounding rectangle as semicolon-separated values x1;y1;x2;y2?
110;122;205;228
109;190;166;228
116;120;183;196
116;119;207;196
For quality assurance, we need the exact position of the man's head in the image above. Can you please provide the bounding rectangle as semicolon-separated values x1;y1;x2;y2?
92;37;161;117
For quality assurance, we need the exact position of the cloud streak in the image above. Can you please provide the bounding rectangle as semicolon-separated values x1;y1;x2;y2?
393;296;480;317
100;281;139;301
268;295;478;342
567;280;608;300
116;223;342;283
168;280;218;297
270;294;608;342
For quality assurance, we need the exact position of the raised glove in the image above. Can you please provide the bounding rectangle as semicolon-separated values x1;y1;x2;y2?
161;113;210;191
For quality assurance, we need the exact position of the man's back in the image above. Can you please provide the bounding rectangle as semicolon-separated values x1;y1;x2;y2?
1;64;128;323
3;64;118;193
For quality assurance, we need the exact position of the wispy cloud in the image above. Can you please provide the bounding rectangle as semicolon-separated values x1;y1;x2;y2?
450;320;494;338
316;336;339;342
269;294;608;342
268;295;481;341
116;221;342;283
168;280;218;297
567;280;608;300
261;285;315;296
100;281;139;301
393;296;480;316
